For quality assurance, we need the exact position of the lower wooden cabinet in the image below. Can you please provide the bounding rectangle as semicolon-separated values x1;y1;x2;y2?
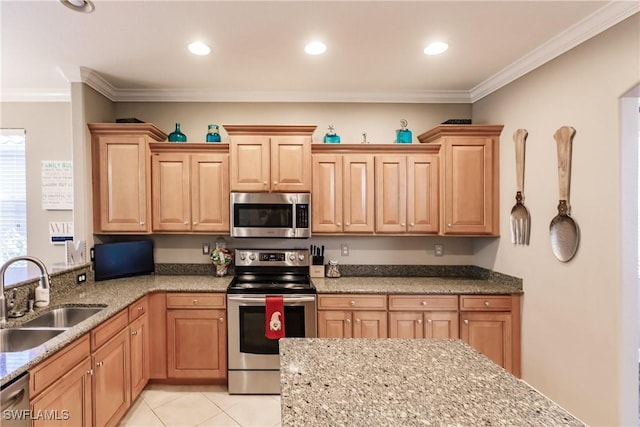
166;293;227;380
129;310;149;401
317;294;388;338
388;295;458;339
92;327;130;427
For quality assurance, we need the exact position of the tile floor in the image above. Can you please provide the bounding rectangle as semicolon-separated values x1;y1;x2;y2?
118;384;282;427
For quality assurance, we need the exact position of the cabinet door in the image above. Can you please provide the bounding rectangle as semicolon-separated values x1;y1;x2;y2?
343;156;374;233
191;153;229;232
318;310;352;338
375;156;407;233
388;311;424;339
230;136;270;191
151;153;191;232
93;328;130;427
460;312;512;372
424;311;459;339
96;136;149;232
271;136;311;192
129;313;149;402
166;309;226;379
353;311;387;338
31;358;92;427
312;155;343;233
443;138;495;234
407;155;439;234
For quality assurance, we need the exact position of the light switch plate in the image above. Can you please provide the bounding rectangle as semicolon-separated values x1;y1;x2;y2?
202;243;210;255
434;244;444;257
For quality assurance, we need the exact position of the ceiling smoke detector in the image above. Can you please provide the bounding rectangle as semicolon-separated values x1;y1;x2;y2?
60;0;95;13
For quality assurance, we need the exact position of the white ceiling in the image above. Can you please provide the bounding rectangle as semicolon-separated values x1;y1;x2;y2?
1;1;637;103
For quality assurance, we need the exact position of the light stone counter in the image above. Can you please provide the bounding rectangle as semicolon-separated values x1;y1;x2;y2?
280;338;584;427
312;276;521;294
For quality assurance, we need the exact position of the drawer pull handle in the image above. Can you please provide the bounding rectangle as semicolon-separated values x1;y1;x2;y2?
349;300;355;306
421;301;427;306
193;299;198;305
484;301;490;307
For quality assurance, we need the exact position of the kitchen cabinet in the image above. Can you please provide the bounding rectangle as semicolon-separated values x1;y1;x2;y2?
128;296;149;401
91;311;130;427
29;334;92;427
317;294;387;338
148;292;168;380
225;125;316;192
312;153;375;233
89;123;167;234
166;293;227;380
418;125;502;235
388;295;458;339
375;155;439;234
459;295;521;377
150;143;229;233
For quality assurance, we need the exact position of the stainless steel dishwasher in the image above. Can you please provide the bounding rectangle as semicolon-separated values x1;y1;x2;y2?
1;372;30;427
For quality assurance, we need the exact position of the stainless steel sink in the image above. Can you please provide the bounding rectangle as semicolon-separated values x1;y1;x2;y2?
21;306;105;328
0;328;65;352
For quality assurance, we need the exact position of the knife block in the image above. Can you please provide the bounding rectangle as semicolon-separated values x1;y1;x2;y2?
310;265;325;278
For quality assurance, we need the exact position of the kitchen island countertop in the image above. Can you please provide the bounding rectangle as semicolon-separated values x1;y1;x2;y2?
279;338;583;426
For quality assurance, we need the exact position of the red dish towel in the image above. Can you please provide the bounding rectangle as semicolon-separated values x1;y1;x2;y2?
265;296;285;340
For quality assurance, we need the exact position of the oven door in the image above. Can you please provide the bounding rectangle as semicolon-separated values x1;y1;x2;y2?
227;294;317;370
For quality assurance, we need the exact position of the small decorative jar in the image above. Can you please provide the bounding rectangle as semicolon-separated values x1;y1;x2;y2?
211;241;233;276
206;124;221;143
168;123;187;142
326;258;341;278
323;125;341;144
396;119;412;144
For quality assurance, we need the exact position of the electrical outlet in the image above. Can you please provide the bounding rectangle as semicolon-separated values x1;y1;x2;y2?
434;244;444;257
202;243;210;255
341;243;349;256
77;273;87;284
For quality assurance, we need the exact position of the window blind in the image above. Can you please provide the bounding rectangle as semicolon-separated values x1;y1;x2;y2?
0;129;27;265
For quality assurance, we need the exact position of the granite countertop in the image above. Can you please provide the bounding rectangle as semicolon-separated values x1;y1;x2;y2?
0;274;229;386
279;338;584;427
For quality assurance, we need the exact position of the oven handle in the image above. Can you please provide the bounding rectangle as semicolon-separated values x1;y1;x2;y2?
227;295;316;303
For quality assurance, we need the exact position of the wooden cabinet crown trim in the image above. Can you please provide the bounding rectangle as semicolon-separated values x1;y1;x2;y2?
149;142;230;153
223;124;317;136
88;123;168;141
417;125;504;144
312;144;440;154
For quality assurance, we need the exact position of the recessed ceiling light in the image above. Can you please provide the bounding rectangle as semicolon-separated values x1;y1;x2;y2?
188;41;211;56
305;41;327;56
59;0;94;13
424;42;449;56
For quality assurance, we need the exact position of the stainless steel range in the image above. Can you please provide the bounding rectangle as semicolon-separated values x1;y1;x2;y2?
227;248;317;394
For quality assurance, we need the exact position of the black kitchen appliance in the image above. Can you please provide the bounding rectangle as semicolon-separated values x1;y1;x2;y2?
92;240;154;281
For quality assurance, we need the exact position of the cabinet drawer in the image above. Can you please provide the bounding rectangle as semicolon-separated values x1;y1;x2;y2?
166;293;226;309
91;309;129;350
129;295;149;322
318;294;387;311
29;333;91;398
388;295;458;311
459;295;512;311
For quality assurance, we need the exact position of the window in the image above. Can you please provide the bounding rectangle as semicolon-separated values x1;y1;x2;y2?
0;129;27;281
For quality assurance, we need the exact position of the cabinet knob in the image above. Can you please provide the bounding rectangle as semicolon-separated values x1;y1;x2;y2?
263;181;268;185
349;300;355;306
193;221;198;225
447;223;452;228
336;222;342;227
427;319;432;324
484;301;490;307
410;222;415;227
421;301;427;306
401;223;406;227
96;361;104;367
184;221;189;225
219;317;224;323
417;319;422;324
193;299;198;305
464;319;469;324
86;369;94;376
355;318;361;324
345;222;351;226
273;181;278;185
138;306;143;311
140;222;145;226
131;331;138;336
345;318;351;324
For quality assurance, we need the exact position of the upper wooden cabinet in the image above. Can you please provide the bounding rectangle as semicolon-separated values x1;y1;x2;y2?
225;125;316;192
89;124;167;234
418;125;502;235
150;143;229;233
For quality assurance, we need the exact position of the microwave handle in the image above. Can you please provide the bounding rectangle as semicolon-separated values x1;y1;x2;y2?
227;295;316;303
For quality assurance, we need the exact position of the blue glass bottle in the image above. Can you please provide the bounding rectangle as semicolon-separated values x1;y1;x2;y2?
396;119;412;144
168;123;187;142
206;124;221;143
323;125;341;144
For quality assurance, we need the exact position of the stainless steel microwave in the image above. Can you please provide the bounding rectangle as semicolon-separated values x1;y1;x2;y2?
230;192;311;238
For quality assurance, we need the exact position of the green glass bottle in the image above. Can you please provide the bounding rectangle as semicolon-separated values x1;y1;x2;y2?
168;123;187;142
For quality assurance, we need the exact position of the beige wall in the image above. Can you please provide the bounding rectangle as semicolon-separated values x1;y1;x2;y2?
472;14;640;425
0;102;73;273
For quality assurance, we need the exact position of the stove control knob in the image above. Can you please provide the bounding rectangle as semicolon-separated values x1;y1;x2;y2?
248;253;256;261
239;253;246;261
298;254;305;261
289;254;296;261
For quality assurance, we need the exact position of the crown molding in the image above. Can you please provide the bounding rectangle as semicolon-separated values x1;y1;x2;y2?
470;1;640;103
81;67;118;101
0;89;70;103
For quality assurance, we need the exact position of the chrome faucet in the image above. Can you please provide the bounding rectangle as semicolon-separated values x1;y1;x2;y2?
0;256;50;325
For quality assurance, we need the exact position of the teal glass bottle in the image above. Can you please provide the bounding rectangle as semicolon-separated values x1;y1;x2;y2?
323;125;341;144
396;119;412;144
206;124;221;143
168;123;187;142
